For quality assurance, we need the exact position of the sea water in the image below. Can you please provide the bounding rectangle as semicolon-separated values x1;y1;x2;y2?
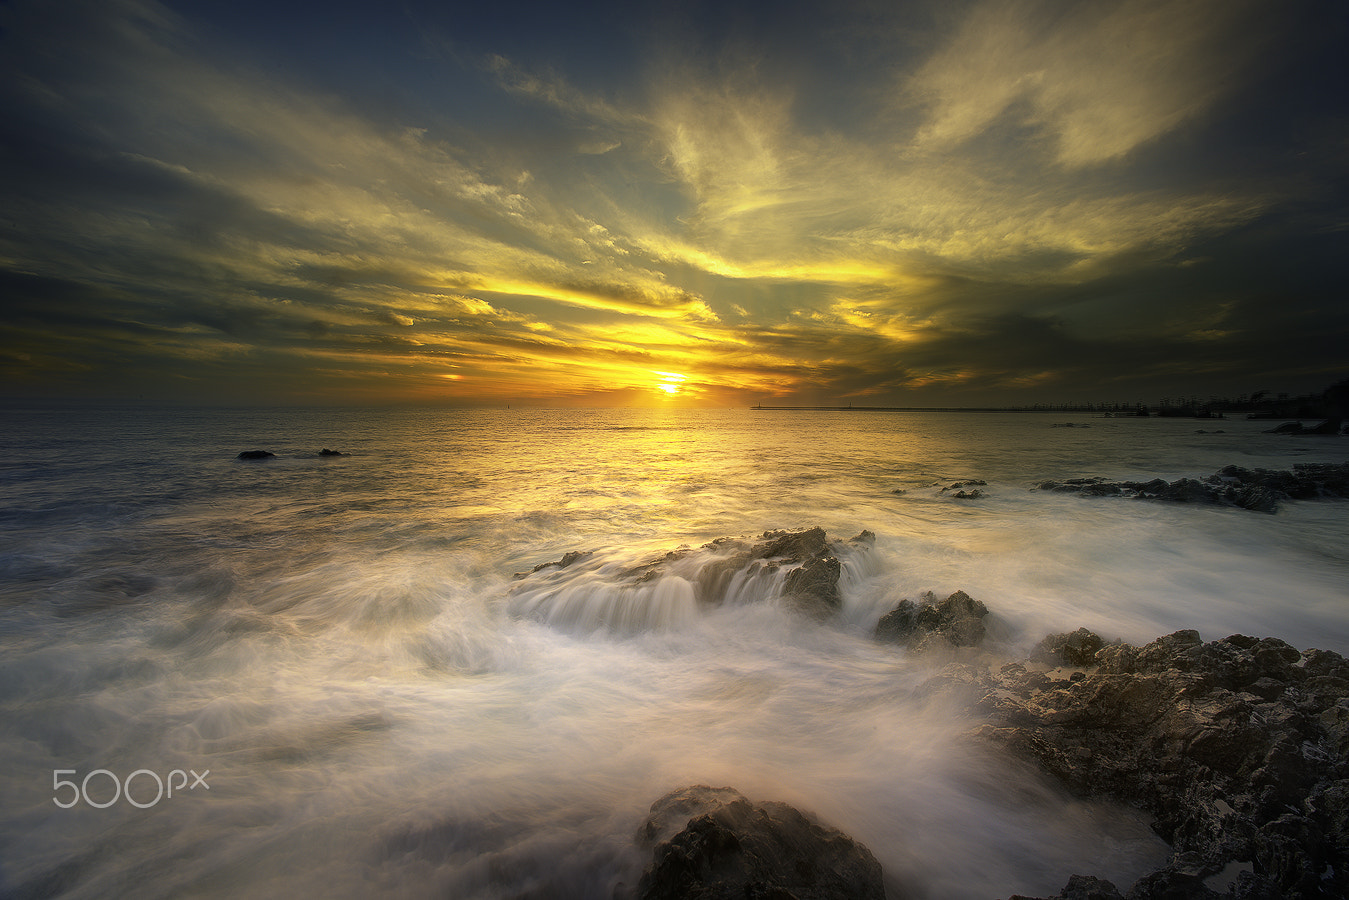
1;406;1345;899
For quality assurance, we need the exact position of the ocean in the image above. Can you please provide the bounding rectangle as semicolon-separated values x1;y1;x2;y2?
1;406;1345;899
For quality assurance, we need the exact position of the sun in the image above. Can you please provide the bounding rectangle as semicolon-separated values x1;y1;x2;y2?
654;371;687;398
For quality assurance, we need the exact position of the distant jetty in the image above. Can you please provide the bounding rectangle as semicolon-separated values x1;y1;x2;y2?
751;378;1349;420
749;405;1143;413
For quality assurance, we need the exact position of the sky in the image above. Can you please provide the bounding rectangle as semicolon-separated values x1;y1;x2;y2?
1;0;1346;408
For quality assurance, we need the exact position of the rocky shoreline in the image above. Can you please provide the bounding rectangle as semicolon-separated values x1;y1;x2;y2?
633;617;1348;898
957;624;1347;898
600;528;1349;900
1032;462;1349;513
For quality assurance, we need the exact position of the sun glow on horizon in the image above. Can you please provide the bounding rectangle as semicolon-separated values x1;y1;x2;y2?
655;371;687;397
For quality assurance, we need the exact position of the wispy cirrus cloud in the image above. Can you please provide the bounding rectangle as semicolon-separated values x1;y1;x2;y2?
908;0;1277;167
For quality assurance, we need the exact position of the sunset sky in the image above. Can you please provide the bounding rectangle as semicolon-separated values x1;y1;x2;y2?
1;0;1345;407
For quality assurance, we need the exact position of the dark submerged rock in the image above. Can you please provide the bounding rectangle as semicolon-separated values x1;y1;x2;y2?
319;448;343;456
635;786;886;900
940;479;987;497
236;450;275;460
1263;419;1342;435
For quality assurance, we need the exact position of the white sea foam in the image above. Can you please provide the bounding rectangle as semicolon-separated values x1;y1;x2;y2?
0;406;1344;898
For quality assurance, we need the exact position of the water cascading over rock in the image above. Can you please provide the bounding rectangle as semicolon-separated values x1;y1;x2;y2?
507;528;877;633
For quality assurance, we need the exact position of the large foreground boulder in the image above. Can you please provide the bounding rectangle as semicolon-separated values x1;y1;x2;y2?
635;786;886;900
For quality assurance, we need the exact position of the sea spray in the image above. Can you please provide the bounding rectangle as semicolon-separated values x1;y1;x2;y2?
1;406;1344;898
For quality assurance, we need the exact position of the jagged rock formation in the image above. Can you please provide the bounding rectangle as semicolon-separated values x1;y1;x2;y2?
1034;462;1349;513
634;785;886;900
930;630;1349;899
1032;628;1105;667
874;590;989;649
867;594;1348;897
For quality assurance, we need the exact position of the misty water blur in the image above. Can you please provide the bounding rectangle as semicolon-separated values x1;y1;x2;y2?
1;406;1345;898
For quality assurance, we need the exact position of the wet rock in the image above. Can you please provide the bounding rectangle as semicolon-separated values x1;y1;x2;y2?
782;554;842;619
513;549;593;579
958;629;1349;899
512;528;872;617
1033;462;1349;513
1006;874;1124;900
940;479;987;492
874;590;989;649
758;526;829;560
635;785;886;900
636;785;749;847
1122;857;1226;899
1033;628;1105;667
319;448;343;456
674;527;859;613
236;450;275;460
1263;419;1342;435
